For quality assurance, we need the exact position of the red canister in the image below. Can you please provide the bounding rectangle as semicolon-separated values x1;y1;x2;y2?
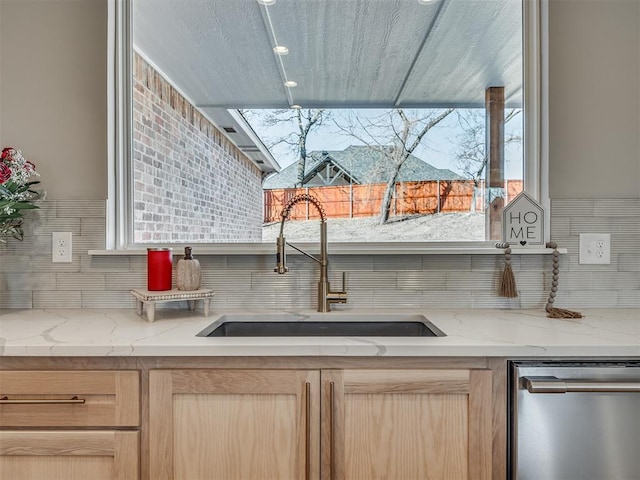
147;248;173;291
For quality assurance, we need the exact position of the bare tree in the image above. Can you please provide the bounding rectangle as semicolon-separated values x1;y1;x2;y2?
242;109;328;187
454;109;522;212
336;109;453;225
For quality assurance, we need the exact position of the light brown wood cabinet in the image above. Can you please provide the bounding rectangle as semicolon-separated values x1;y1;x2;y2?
149;367;492;480
0;370;140;480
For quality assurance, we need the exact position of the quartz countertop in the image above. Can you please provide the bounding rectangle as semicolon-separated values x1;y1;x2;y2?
0;308;637;357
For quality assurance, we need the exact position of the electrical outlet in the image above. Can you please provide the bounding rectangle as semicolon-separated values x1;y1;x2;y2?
579;233;610;264
52;232;73;263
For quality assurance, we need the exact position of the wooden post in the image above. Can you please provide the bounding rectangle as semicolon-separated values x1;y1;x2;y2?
485;87;505;240
349;183;353;218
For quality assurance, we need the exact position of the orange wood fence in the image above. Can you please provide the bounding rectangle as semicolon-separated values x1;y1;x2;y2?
264;180;523;222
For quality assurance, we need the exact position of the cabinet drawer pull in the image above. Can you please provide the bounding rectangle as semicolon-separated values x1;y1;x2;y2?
329;381;335;480
0;396;86;404
305;382;311;480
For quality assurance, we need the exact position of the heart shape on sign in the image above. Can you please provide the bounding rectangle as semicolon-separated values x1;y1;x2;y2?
520;240;527;246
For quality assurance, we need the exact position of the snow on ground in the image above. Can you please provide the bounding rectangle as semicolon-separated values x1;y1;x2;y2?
262;213;485;243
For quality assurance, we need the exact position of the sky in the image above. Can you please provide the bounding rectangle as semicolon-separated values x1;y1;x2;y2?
243;108;524;180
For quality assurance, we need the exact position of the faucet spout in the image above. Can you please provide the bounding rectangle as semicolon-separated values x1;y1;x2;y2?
274;194;347;312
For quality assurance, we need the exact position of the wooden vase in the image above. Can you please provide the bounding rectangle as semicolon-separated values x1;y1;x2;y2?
176;246;201;291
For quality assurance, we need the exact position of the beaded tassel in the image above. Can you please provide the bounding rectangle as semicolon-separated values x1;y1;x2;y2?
545;242;582;318
496;242;518;298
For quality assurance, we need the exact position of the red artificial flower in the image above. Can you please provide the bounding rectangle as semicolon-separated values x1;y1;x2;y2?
1;147;14;162
25;160;36;173
0;162;11;184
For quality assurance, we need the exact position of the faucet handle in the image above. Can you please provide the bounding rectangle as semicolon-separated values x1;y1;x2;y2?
338;271;347;293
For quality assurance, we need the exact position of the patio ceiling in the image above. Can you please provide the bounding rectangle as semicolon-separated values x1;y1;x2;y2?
133;0;523;170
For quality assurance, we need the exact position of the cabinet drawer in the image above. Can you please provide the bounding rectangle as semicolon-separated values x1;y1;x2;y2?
0;370;139;427
0;430;139;480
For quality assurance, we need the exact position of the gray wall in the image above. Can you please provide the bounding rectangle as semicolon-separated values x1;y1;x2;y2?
1;0;639;310
548;0;640;198
0;0;108;200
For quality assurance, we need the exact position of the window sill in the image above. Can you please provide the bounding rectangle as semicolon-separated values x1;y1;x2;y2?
89;243;566;256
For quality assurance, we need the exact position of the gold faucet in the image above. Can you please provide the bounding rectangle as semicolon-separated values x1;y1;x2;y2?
274;193;347;312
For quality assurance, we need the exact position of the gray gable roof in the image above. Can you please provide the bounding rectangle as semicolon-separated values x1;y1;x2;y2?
263;145;463;189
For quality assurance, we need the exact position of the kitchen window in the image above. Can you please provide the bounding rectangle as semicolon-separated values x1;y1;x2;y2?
107;0;547;251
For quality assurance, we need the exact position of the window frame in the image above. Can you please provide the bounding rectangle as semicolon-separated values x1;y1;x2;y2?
106;0;549;253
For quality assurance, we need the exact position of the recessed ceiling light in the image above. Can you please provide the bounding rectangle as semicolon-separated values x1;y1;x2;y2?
273;45;289;55
257;0;276;5
418;0;438;4
284;80;298;88
290;104;302;109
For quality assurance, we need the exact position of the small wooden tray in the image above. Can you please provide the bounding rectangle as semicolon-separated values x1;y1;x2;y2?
130;288;214;322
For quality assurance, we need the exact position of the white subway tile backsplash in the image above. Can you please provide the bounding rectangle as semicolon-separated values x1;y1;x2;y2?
551;199;595;217
424;255;472;271
446;272;497;291
373;255;423;271
0;255;32;273
251;271;303;290
422;291;474;308
31;217;81;235
0;198;638;311
615;221;640;236
593;272;640;290
561;271;597;290
593;199;640;217
329;256;374;271
470;255;504;271
567;256;619;272
371;290;424;309
617;290;640;308
471;292;521;309
618;253;640;272
517;290;549;309
81;291;136;309
0;291;33;308
82;255;131;272
34;291;82;309
347;271;398;290
80;218;106;236
510;271;548;292
202;272;253;292
56;273;106;291
570;217;617;234
565;290;619;309
550;216;571;236
105;273;147;290
0;273;56;291
397;271;447;290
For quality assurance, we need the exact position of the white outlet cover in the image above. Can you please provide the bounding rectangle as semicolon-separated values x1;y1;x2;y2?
52;232;73;263
579;233;611;264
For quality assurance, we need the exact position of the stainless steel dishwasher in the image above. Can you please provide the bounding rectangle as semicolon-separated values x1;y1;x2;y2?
509;360;640;480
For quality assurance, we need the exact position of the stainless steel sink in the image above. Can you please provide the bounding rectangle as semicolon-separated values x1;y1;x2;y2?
197;313;445;337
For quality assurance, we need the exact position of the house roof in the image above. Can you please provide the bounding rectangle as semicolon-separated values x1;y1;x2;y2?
262;145;463;189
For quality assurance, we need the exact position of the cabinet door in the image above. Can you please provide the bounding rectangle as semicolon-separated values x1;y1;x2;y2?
149;369;320;480
0;430;139;480
322;369;492;480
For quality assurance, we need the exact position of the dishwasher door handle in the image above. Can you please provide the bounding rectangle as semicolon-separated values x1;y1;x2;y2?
523;376;640;393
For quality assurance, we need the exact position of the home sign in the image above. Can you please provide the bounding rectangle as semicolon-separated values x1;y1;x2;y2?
502;191;545;246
